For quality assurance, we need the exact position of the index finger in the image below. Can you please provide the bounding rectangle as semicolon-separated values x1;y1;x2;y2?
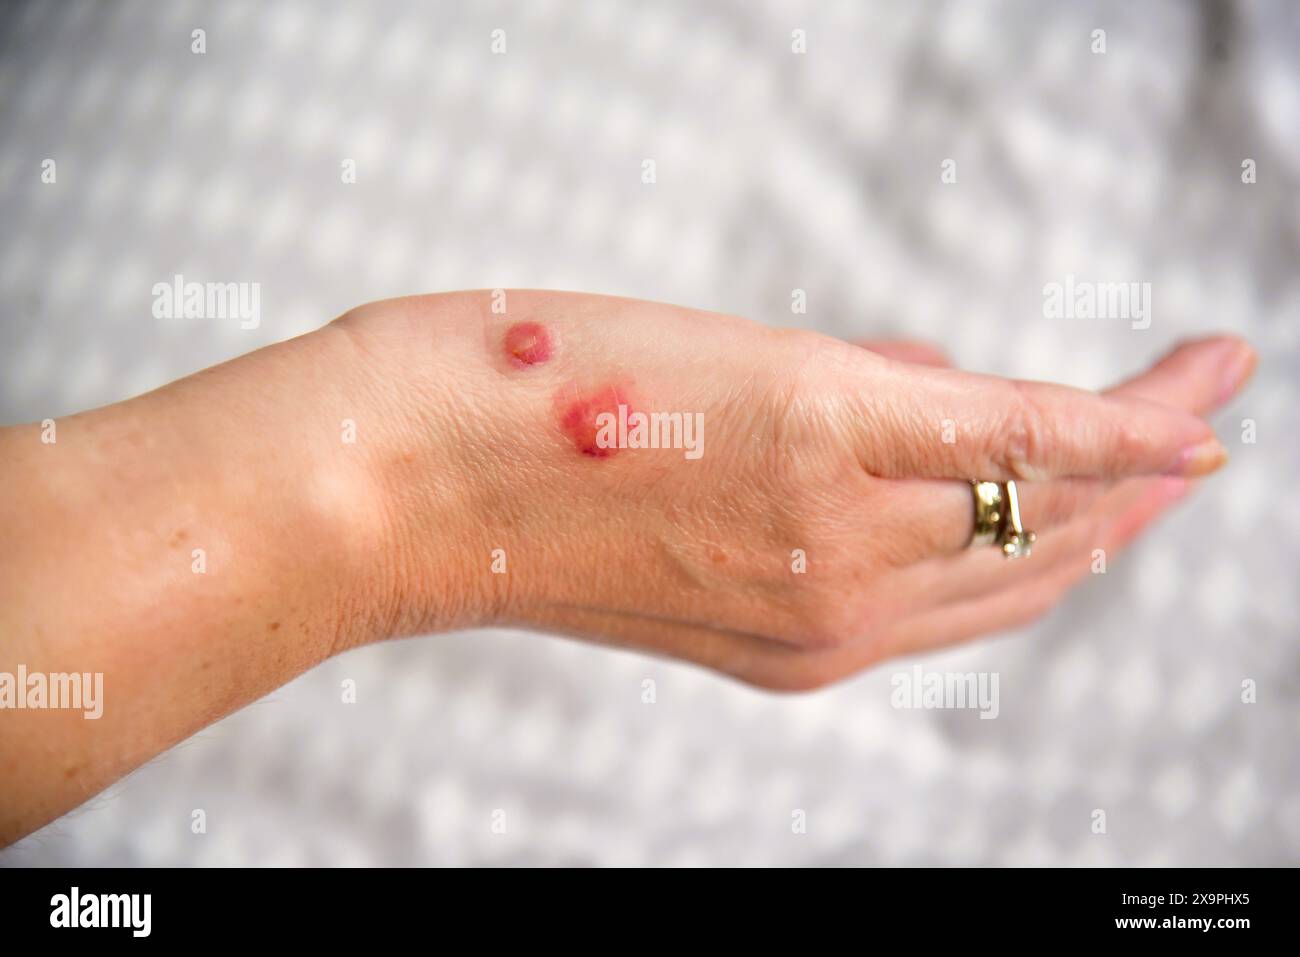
845;360;1225;482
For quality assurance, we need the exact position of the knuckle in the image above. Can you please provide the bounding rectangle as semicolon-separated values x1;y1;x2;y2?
1109;415;1149;469
996;382;1051;481
765;373;833;465
763;334;874;475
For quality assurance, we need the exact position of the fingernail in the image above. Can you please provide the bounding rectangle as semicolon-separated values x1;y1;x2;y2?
1218;342;1258;404
1167;438;1228;477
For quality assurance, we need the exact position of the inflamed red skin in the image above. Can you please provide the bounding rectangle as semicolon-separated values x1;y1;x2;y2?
500;321;634;459
503;321;553;368
555;383;634;458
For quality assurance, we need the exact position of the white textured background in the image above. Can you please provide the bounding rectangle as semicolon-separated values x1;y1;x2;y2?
1;0;1298;866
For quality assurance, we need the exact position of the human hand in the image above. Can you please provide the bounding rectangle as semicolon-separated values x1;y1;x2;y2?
334;291;1253;689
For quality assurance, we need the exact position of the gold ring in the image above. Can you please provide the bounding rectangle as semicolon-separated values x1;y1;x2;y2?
969;480;1037;559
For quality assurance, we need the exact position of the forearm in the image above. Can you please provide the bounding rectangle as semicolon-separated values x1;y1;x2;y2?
0;320;476;844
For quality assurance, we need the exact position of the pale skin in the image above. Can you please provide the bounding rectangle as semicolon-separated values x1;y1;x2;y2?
0;290;1256;845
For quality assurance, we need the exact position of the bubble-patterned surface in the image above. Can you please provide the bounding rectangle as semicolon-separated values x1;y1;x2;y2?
1;0;1297;866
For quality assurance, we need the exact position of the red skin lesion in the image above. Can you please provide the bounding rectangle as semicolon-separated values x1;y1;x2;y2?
556;383;632;458
503;322;553;368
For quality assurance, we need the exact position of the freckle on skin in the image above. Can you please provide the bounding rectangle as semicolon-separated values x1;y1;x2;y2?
504;322;552;368
556;383;631;458
269;621;280;632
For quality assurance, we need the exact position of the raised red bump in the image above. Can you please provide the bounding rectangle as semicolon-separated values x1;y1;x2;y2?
556;383;632;458
504;322;552;368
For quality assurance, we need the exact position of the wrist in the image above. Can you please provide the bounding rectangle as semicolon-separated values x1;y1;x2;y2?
322;308;500;643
